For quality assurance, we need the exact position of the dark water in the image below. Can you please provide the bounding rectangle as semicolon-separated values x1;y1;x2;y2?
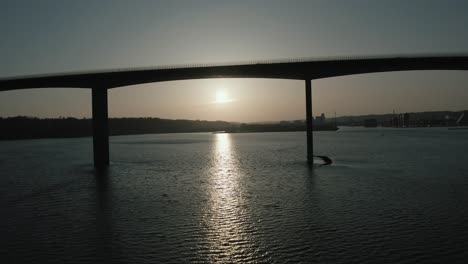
1;128;468;263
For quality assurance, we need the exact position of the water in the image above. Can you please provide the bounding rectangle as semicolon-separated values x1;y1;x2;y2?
1;128;468;263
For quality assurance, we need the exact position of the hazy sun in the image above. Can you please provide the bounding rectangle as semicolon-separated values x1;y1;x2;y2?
214;90;233;104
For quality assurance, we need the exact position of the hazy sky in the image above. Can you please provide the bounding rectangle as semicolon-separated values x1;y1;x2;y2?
1;0;468;122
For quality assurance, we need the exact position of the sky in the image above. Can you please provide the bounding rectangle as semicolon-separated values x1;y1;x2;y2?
1;0;468;122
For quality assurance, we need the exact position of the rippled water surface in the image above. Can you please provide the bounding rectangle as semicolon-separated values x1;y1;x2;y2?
1;128;468;263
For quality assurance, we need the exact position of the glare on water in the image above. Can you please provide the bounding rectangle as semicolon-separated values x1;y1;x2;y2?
205;133;256;260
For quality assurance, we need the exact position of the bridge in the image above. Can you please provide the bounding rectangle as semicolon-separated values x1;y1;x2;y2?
1;55;468;168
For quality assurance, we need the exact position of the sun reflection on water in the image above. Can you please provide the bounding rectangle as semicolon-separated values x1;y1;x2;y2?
204;133;257;262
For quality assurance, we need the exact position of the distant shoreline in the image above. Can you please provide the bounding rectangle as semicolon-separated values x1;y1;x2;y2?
0;116;337;141
0;130;339;141
3;111;466;141
2;125;467;141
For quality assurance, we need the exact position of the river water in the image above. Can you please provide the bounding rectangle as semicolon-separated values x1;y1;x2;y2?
1;128;467;263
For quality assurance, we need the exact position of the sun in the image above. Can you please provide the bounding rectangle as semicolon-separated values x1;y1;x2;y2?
216;90;228;102
214;90;233;104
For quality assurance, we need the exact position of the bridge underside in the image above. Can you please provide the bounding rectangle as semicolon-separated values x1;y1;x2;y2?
0;55;467;168
1;56;467;91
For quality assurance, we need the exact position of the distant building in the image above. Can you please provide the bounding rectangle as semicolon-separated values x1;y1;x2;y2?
293;120;304;125
364;119;378;127
314;113;326;126
391;116;398;127
403;113;410;127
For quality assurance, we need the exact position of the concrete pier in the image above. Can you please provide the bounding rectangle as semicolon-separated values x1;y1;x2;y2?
92;87;109;168
305;80;313;164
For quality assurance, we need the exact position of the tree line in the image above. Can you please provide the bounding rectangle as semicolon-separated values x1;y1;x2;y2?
0;116;342;140
0;116;234;140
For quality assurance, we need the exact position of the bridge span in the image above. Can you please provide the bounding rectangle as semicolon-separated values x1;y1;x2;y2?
1;55;468;167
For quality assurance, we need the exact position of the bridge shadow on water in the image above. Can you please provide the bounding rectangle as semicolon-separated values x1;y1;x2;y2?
92;168;126;263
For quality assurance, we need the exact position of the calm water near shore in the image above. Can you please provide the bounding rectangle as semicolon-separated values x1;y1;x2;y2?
1;128;468;263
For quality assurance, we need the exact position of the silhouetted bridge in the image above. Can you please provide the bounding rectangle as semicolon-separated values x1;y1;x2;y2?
1;55;468;167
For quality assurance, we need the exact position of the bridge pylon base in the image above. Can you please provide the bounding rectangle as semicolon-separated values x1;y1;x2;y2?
92;87;109;168
305;80;313;165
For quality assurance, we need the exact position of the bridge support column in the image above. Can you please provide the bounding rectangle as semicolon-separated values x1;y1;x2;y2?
92;87;109;168
305;80;313;164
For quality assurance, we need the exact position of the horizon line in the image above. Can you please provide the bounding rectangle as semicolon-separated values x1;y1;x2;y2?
1;109;466;123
